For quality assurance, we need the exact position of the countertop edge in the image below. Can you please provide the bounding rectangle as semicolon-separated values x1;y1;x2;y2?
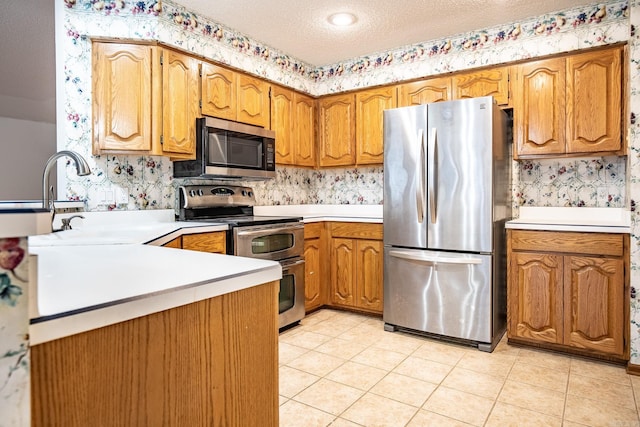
30;264;281;345
505;221;630;234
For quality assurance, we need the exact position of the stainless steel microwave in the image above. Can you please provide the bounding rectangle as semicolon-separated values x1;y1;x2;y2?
173;117;276;180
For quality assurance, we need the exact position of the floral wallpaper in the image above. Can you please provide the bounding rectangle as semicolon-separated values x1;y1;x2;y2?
61;0;640;363
0;237;30;425
60;0;630;212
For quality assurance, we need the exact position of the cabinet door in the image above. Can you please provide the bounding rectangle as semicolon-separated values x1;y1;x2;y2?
294;93;316;167
161;49;199;157
452;67;510;105
355;87;396;165
508;252;563;344
319;94;356;167
566;47;622;153
330;238;356;307
563;256;624;356
182;232;226;254
271;86;294;165
397;77;451;107
92;42;152;153
237;74;270;128
355;240;383;313
201;62;236;121
304;237;323;312
514;58;566;158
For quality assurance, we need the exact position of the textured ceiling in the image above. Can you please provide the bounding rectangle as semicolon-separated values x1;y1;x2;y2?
180;0;598;66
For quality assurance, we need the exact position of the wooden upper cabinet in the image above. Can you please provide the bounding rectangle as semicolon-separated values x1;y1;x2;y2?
294;93;316;167
200;62;236;121
92;41;197;159
161;48;199;156
514;57;566;158
397;76;451;107
355;87;396;165
272;87;316;167
566;47;622;153
319;93;356;167
92;42;153;153
271;85;294;165
563;255;624;356
452;67;510;105
237;74;270;128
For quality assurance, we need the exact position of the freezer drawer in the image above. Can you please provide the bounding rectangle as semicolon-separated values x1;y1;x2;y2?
383;247;493;343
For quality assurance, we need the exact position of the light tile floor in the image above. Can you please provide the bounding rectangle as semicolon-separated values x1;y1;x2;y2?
279;309;640;427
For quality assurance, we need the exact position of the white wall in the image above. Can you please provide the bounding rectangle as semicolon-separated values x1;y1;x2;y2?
0;117;56;200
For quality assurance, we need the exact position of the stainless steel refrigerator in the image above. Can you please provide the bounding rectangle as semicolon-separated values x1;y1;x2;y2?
383;96;511;352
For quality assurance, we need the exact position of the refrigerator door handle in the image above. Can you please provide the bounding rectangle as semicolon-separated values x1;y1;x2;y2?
389;250;483;265
428;127;438;223
416;129;426;223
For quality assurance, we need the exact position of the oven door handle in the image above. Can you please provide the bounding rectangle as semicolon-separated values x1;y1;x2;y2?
280;258;305;269
235;226;303;238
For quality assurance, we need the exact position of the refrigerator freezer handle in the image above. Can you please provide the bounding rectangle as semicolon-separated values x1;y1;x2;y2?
428;128;438;224
389;250;482;265
416;129;426;223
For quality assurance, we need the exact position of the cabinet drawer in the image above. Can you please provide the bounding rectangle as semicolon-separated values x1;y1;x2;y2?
182;232;227;254
304;222;324;239
330;222;383;240
510;230;623;257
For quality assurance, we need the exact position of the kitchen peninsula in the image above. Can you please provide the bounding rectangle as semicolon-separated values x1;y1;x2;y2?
28;214;281;426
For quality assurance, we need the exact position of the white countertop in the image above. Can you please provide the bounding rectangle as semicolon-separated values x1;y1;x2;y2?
29;209;228;247
29;244;280;345
506;207;631;233
254;204;383;223
0;209;51;238
26;209;281;344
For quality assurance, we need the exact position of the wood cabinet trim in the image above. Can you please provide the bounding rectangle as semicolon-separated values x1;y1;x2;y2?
510;230;623;257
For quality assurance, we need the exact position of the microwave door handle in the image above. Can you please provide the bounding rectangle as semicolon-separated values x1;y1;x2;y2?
389;250;482;265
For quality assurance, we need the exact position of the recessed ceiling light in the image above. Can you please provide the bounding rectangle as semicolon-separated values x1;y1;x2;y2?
328;13;357;27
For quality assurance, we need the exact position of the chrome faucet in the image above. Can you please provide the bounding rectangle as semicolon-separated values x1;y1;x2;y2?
42;151;91;229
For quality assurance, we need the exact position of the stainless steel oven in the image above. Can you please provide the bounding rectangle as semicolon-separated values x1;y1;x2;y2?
177;184;305;329
234;222;304;261
234;222;305;328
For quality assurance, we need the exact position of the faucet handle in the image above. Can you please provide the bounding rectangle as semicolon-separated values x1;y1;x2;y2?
60;215;85;231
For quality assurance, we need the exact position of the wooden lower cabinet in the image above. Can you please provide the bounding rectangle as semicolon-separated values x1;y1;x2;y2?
303;222;383;315
304;222;326;312
507;229;628;360
182;231;227;254
31;281;279;426
329;222;383;314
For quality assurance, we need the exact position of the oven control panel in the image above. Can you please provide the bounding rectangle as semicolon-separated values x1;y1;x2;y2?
179;185;255;209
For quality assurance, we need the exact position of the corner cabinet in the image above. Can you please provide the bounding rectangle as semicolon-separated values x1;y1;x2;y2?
507;229;628;360
329;222;383;314
272;85;316;167
159;48;199;156
513;45;624;159
304;222;326;312
92;41;198;159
